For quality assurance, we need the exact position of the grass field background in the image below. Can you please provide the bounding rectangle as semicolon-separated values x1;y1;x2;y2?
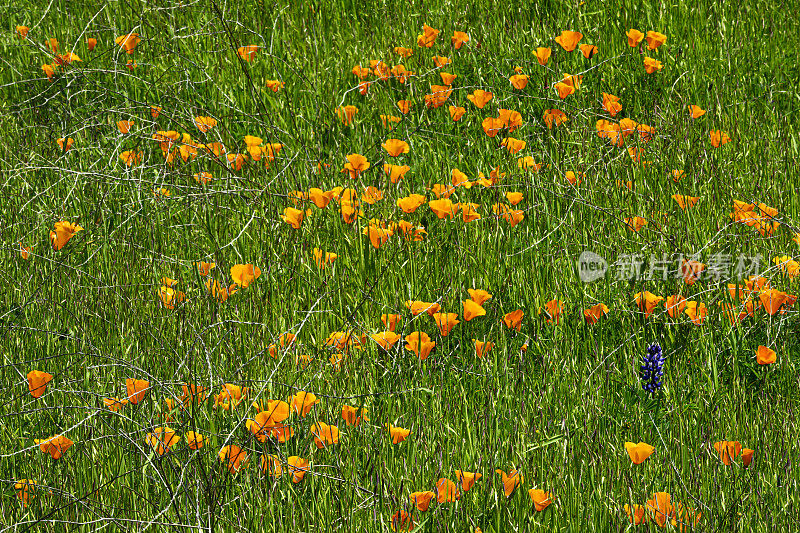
1;0;799;530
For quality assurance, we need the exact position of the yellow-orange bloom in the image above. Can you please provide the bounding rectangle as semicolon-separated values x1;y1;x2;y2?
554;30;583;52
625;442;655;464
27;370;53;399
115;33;141;54
49;220;83;251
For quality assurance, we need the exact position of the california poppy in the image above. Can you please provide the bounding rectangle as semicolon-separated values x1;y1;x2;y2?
392;510;414;532
42;64;56;80
481;117;504;137
310;421;339;449
16;26;30;39
451;31;470;49
218;445;248;473
341;405;369;426
313;248;337;269
146;426;180;456
436;478;460;503
503;309;524;331
214;384;247;410
583;303;609;324
643;57;663;73
688;105;706;119
510;74;529;90
116;120;134;134
646;31;667;50
405;331;435;360
713;440;742;465
237;45;258;61
290;391;320;417
543;109;567;129
382;139;410;157
417;24;440;48
433;312;459;336
742;448;754;467
756;345;776;365
624;216;648;232
115;33;141;53
665;295;688;318
602;93;622;117
625;442;655;464
35;435;74;459
103;397;128;412
709;130;731;147
625;504;646;525
646;492;674;527
231;263;261;287
534;47;551;65
555;81;574;99
759;288;789;315
626;29;644;47
528;489;553;511
429;198;456;219
27;370;53;399
499;107;523;130
387;423;411;444
501;137;526;154
125;378;149;404
342;153;370;179
474;339;494;358
495;469;523;497
455;470;482;491
579;44;598;58
555;30;582;51
119;150;142;167
672;194;700;210
15;479;35;507
410;491;436;512
463;299;486;321
468;89;493;109
405;300;440;316
286;456;309;483
635;291;663;318
394;46;413;58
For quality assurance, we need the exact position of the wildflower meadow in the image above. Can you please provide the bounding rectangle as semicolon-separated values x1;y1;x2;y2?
2;0;799;530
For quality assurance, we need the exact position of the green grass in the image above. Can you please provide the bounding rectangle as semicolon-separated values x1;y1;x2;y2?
1;0;799;530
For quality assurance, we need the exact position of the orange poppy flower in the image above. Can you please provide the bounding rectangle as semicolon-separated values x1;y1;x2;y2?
646;492;674;527
35;435;74;459
335;105;358;125
602;93;622;117
27;370;53;399
709;130;731;147
230;263;261;288
467;89;493;109
643;57;663;73
467;289;492;306
351;64;370;79
49;220;83;251
417;24;440;48
406;300;441;316
528;489;553;511
625;504;646;525
387;423;411;444
565;171;583;186
286;456;309;483
742;449;754;467
579;44;598;58
446;105;466;122
555;30;582;52
405;331;435;360
342;153;370;179
635;291;664;318
103;397;128;412
54;52;82;66
688;104;706;119
495;469;523;497
16;26;30;39
543;109;567;129
310;421;339;449
501;137;526;154
237;45;258;61
503;309;524;331
194;116;217;132
394;46;413;58
759;288;789;315
436;478;460;503
534;47;552;65
455;470;482;491
265;79;284;92
646;31;667;49
463;299;486;321
624;216;648;232
115;33;141;53
756;345;776;365
542;299;564;324
218;445;248;473
214;384;247;410
433;313;460;336
509;74;529;90
625;442;655;464
146;426;180;456
555;81;575;99
87;37;98;50
664;295;687;318
378;314;400;332
626;29;644;47
428;198;456;219
672;194;700;210
410;491;436;512
119;150;143;167
288;391;318;417
451;31;470;49
481;116;503;138
583;303;609;324
382;139;410;157
392;510;414;532
474;339;494;358
125;378;149;404
713;440;742;465
125;60;137;70
341;405;369;426
14;479;36;507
